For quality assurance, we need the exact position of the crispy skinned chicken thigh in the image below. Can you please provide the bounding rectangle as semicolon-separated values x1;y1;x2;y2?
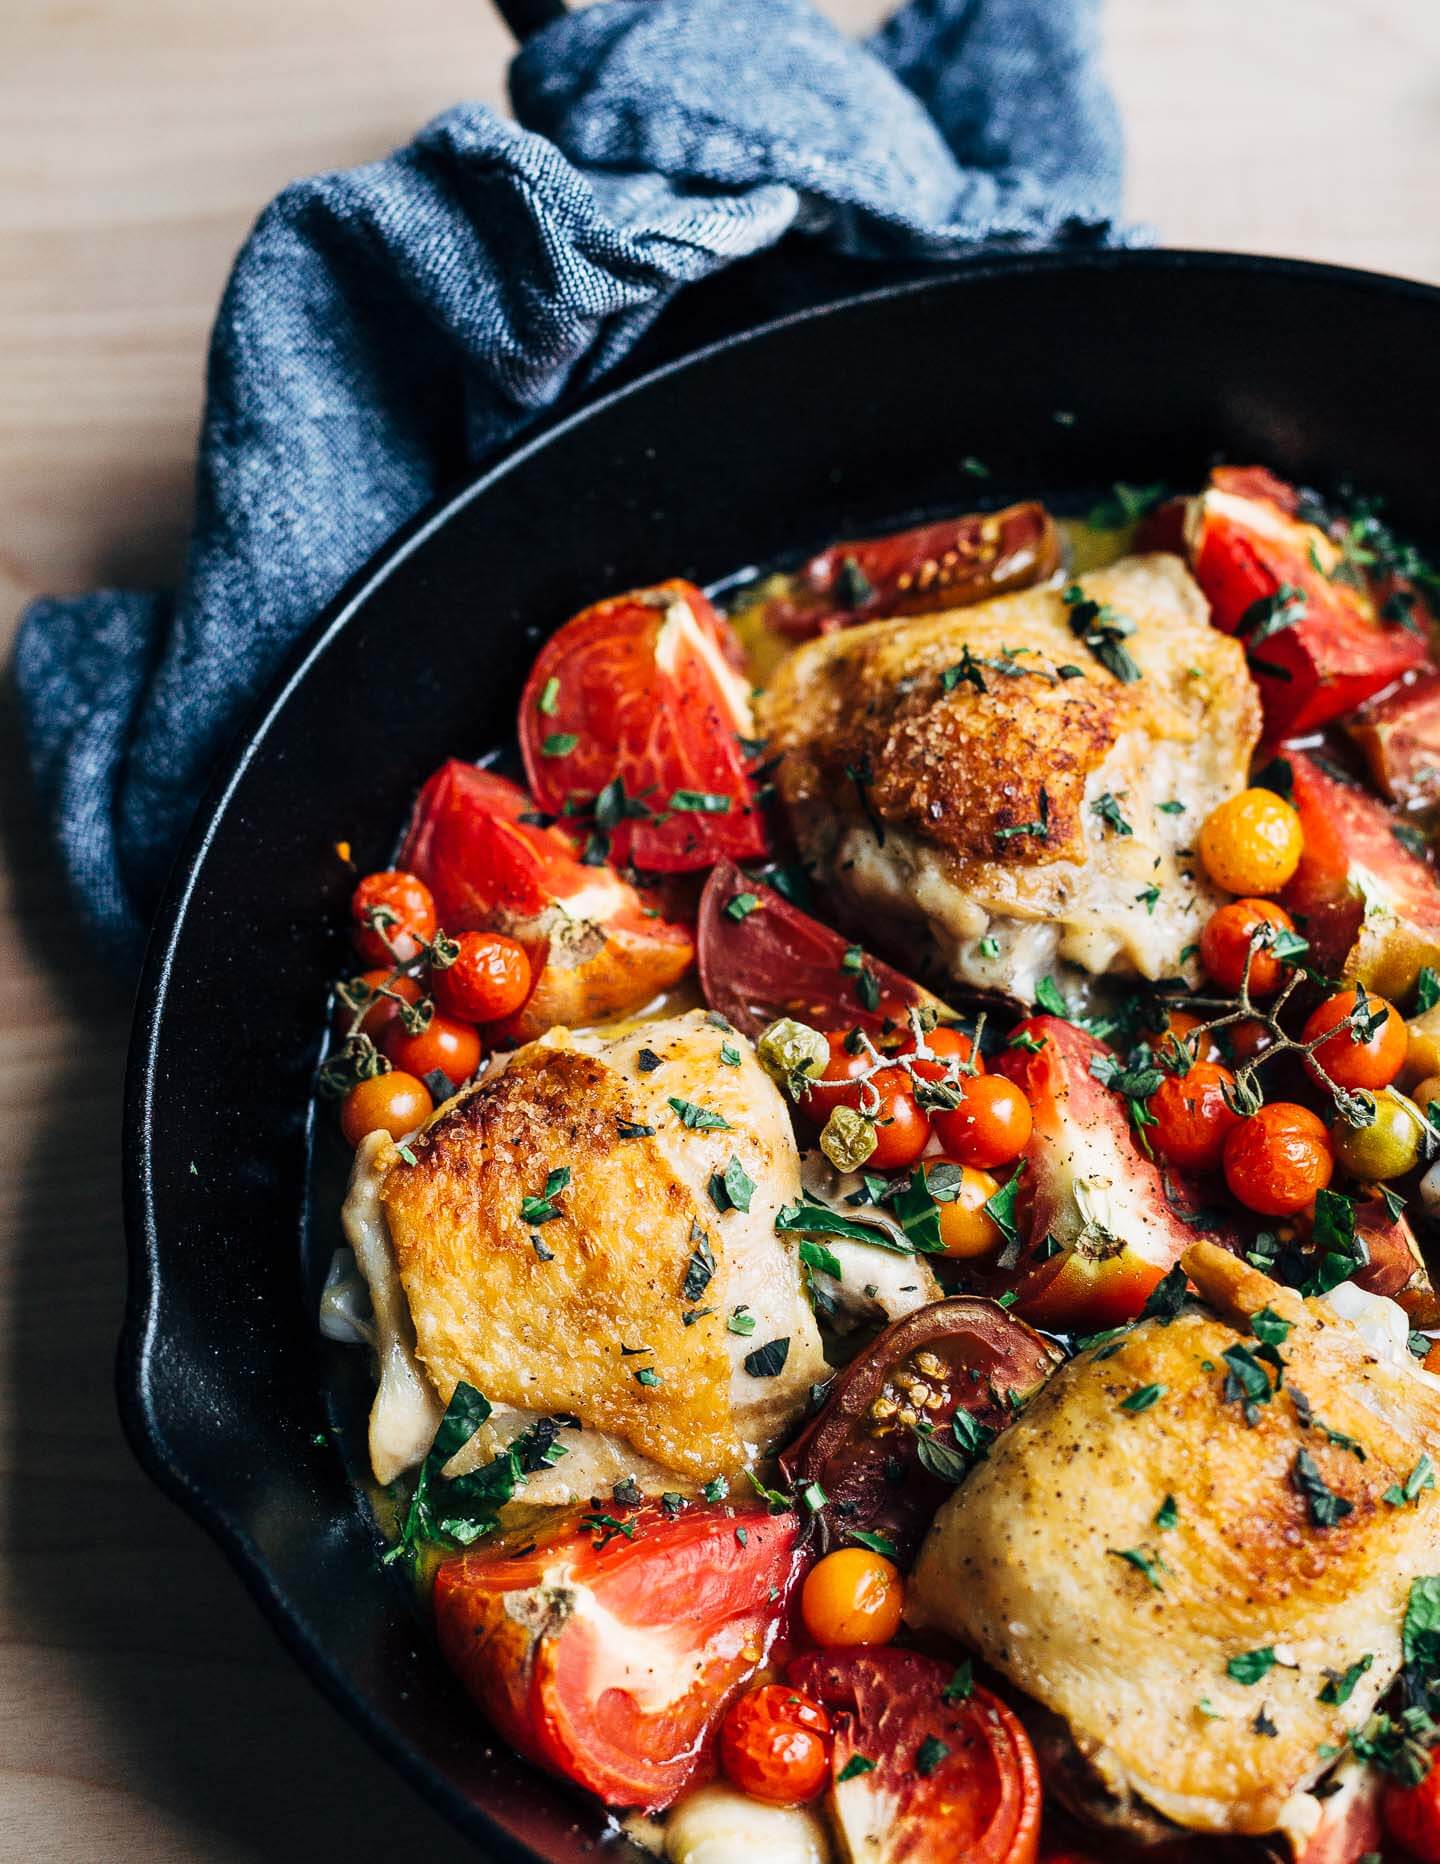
907;1243;1440;1849
342;1010;827;1495
758;555;1260;1000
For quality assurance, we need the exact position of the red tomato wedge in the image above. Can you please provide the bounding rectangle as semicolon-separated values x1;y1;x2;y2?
754;502;1061;639
1348;668;1440;808
400;761;693;1038
993;1017;1210;1332
434;1503;806;1811
787;1648;1041;1864
1353;1194;1440;1324
697;858;955;1039
518;579;766;872
1280;749;1440;999
1188;469;1430;736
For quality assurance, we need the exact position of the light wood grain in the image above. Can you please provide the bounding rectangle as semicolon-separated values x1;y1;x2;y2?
1;2;1437;1857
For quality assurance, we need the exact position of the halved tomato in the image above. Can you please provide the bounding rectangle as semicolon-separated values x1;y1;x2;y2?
1280;749;1440;999
1353;1194;1440;1324
434;1502;806;1811
400;761;693;1037
993;1017;1209;1332
787;1647;1041;1864
518;580;766;872
1348;669;1440;808
754;502;1061;639
696;857;955;1040
1189;468;1430;736
779;1300;1060;1564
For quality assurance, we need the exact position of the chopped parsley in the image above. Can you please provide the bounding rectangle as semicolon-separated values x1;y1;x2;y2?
1092;792;1133;836
1385;1454;1436;1509
996;785;1051;842
1109;1545;1166;1589
1063;582;1142;683
1318;1654;1373;1705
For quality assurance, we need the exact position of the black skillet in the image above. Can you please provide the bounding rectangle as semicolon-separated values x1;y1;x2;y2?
120;250;1440;1858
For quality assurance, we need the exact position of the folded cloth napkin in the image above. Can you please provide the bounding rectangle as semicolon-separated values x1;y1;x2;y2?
15;0;1129;969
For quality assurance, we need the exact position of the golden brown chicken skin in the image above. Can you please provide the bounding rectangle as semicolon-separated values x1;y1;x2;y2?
908;1243;1440;1845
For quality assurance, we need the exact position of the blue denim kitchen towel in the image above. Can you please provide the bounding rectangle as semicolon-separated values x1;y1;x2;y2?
15;0;1129;966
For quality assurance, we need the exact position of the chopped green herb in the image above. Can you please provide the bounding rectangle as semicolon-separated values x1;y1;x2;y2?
536;676;561;715
777;1200;911;1251
1251;1306;1293;1348
848;1529;899;1560
709;1156;756;1213
1063;582;1143;684
682;1226;717;1301
978;935;1000;959
1035;976;1069;1018
1088;481;1168;530
1141;1263;1189;1323
725;890;761;922
1384;1454;1436;1509
727;1310;757;1337
1293;1447;1354;1527
798;1237;844;1282
836;1754;875;1783
1120;1383;1167;1414
1318;1654;1374;1705
1109;1545;1165;1589
1092;792;1133;837
520;1166;571;1226
1155;1493;1179;1531
1157;799;1186;815
669;790;732;813
744;1337;791;1378
916;1735;950;1777
1226;1647;1276;1686
540;732;579;757
615;1118;656;1139
1417;966;1440;1013
701;1475;729;1503
634;1367;661;1387
1136;884;1161;915
637;1047;664;1073
668;1096;732;1131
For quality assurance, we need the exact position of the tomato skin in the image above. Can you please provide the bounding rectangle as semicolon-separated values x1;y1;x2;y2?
800;1548;904;1649
518;580;765;872
1349;667;1440;809
1199;897;1297;996
1198;787;1304;895
432;930;532;1024
932;1075;1033;1169
1223;1103;1333;1215
343;968;423;1040
351;869;436;965
719;1684;831;1806
1302;986;1407;1090
935;1163;1004;1259
788;1647;1042;1864
383;1012;482;1089
1147;1061;1242;1173
898;1022;983;1070
801;1033;875;1113
433;1503;806;1812
339;1071;433;1146
861;1067;931;1170
1155;1007;1223;1068
1384;1758;1440;1864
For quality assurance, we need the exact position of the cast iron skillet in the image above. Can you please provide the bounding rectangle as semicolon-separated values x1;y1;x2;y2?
120;251;1440;1858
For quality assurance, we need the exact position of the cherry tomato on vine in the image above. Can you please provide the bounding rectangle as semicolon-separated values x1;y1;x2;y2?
383;1011;482;1089
1147;1061;1242;1173
1154;1006;1222;1069
1384;1757;1440;1864
1332;1087;1427;1181
344;968;423;1040
1198;897;1297;996
1302;986;1407;1091
1197;787;1304;895
1222;1016;1275;1066
801;1547;904;1648
897;1023;983;1072
934;1163;1004;1259
1222;1102;1332;1215
861;1067;931;1171
340;1070;433;1147
719;1683;831;1806
432;929;532;1024
351;869;436;965
800;1032;873;1114
931;1075;1032;1169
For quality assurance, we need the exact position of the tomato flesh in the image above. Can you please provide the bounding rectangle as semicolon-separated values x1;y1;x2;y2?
518;579;765;871
1348;667;1440;808
434;1503;806;1811
787;1647;1041;1864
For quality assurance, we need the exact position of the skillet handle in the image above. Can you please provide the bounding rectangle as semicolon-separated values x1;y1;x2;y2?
492;0;568;40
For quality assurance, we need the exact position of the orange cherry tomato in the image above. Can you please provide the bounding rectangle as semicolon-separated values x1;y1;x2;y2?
350;869;436;965
339;1070;433;1147
1198;897;1297;996
719;1683;831;1806
1198;787;1304;895
932;1075;1032;1170
343;968;423;1040
1154;1007;1222;1069
1223;1102;1333;1216
935;1163;1004;1259
862;1066;932;1171
1301;986;1408;1091
1147;1061;1243;1173
1384;1756;1440;1864
383;1011;482;1089
432;929;533;1024
801;1548;904;1649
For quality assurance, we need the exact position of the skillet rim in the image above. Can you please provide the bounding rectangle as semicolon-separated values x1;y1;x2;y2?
118;245;1440;1853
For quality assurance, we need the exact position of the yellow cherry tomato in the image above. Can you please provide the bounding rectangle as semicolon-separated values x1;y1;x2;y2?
1331;1088;1426;1182
935;1163;1004;1259
1404;1006;1440;1088
1198;788;1305;895
800;1547;904;1648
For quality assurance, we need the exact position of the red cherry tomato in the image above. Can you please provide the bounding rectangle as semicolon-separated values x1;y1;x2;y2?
383;1012;482;1090
518;580;765;872
1301;986;1407;1091
1147;1061;1243;1173
802;1033;875;1114
932;1075;1033;1169
1199;897;1297;996
1384;1757;1440;1864
898;1022;984;1070
1223;1102;1333;1216
343;969;423;1040
432;930;532;1024
351;869;436;965
434;1503;806;1811
719;1683;831;1806
861;1066;932;1171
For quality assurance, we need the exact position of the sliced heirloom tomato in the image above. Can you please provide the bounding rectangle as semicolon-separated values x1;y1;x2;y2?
1280;750;1440;1000
753;502;1062;639
1352;1195;1440;1325
400;761;693;1039
518;579;766;872
787;1647;1041;1864
779;1300;1060;1565
1347;668;1440;808
1189;467;1431;737
993;1017;1214;1332
433;1502;805;1811
697;857;956;1040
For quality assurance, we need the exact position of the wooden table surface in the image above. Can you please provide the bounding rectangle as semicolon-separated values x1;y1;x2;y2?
2;1;1437;1857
